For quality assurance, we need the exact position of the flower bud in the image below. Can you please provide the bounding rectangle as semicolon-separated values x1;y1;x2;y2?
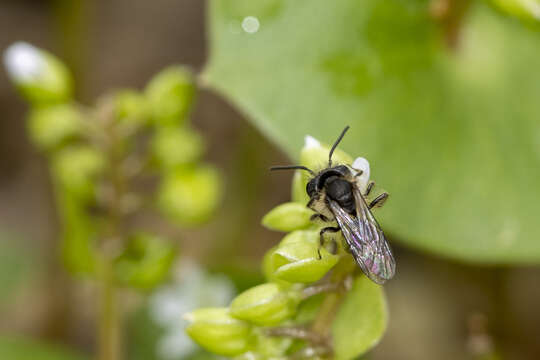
157;164;221;226
184;307;253;356
270;230;339;283
145;65;195;125
3;42;72;104
52;146;105;198
27;103;82;150
230;283;301;326
255;334;293;358
261;202;314;232
291;169;310;204
114;90;149;127
300;135;352;172
114;233;176;290
151;127;204;169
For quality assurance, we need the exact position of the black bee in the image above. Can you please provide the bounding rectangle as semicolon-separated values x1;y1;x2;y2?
271;126;395;284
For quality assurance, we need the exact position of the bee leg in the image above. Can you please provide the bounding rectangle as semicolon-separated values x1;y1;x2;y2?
318;227;340;259
310;213;329;223
353;169;364;177
364;181;375;196
368;192;389;209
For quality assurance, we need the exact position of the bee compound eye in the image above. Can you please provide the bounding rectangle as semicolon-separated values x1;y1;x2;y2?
306;178;317;197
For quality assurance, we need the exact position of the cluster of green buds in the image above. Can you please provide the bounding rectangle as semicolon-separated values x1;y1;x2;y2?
185;136;388;360
3;42;221;289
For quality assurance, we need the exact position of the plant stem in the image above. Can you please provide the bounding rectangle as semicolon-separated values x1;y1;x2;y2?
99;259;120;360
96;98;127;360
311;292;343;337
311;258;355;339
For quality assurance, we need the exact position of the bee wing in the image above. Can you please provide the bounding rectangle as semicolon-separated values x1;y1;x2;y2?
328;187;396;284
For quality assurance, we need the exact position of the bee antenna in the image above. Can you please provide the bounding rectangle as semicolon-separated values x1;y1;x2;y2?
328;125;350;167
270;165;315;176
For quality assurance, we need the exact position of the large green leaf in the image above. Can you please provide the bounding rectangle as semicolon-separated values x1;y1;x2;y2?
205;0;540;263
332;276;387;360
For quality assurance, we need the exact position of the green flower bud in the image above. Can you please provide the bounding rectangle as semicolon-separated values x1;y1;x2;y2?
145;65;195;126
185;307;253;356
151;127;204;169
300;135;352;172
114;233;176;290
270;230;339;283
255;333;293;358
291;169;310;204
52;146;105;198
491;0;540;22
262;202;314;232
3;42;72;104
114;90;149;127
27;103;82;150
230;283;301;326
262;246;278;281
157;164;221;226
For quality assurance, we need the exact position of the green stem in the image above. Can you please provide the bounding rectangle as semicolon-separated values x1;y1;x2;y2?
99;260;121;360
95;98;126;360
311;257;355;340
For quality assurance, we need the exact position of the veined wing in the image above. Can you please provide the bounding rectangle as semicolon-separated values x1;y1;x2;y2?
328;188;395;284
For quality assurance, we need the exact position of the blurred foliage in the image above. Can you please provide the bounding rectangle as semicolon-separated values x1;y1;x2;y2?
0;338;87;360
114;233;177;291
205;0;540;263
4;41;223;360
0;235;36;303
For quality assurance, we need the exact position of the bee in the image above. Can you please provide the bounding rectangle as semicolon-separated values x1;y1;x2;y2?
271;126;395;284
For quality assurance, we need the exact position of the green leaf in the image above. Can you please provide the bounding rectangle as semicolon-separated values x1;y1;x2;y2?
332;276;387;360
490;0;540;23
205;0;540;263
0;337;88;360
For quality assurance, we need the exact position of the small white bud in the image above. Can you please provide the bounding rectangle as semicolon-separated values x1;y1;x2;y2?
3;42;47;84
3;41;72;104
303;135;321;149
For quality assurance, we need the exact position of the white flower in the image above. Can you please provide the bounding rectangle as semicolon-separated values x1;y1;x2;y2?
352;157;370;192
303;135;321;150
3;42;47;84
149;260;235;359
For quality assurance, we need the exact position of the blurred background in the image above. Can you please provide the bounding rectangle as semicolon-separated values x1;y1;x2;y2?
1;1;540;360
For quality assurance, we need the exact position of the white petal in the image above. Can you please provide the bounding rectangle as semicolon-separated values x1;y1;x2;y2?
303;135;321;149
352;157;370;192
3;42;46;83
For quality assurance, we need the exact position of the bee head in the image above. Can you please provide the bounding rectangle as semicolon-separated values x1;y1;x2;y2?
310;165;351;195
